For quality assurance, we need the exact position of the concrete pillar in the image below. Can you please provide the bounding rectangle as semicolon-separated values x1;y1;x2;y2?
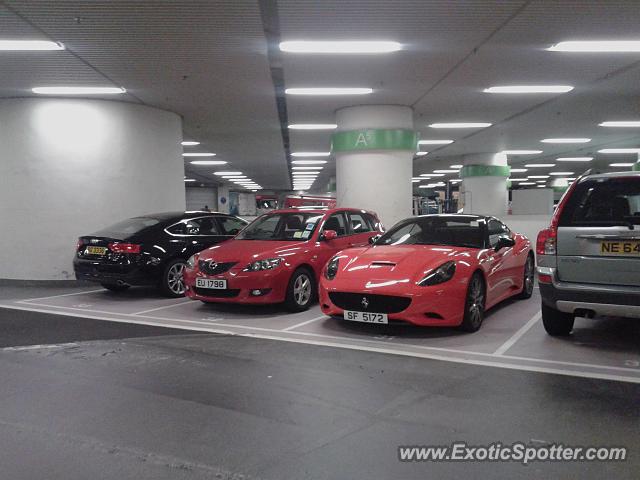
459;153;510;217
634;153;640;171
333;105;416;229
0;98;184;280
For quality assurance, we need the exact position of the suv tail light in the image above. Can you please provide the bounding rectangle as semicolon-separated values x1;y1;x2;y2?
536;228;556;255
108;242;141;254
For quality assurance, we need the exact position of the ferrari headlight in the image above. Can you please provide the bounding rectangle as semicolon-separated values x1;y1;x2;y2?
324;256;340;280
244;258;283;271
418;261;456;286
186;254;198;269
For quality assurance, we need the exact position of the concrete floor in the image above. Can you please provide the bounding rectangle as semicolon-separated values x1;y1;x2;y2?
0;284;638;479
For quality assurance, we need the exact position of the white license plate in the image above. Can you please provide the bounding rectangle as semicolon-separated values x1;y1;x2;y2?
195;278;227;289
343;310;388;324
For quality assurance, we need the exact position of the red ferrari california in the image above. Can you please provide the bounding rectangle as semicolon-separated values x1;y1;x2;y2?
319;214;533;332
183;208;383;311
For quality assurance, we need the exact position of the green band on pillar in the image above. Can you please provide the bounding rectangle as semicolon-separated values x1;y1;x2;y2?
633;162;640;172
459;164;511;178
331;129;418;152
553;186;568;193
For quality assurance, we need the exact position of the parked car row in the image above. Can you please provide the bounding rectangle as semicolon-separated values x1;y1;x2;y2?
75;207;534;333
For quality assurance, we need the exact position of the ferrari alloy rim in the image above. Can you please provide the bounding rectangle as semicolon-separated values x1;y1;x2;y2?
468;276;484;327
168;262;187;295
524;256;534;294
293;273;312;306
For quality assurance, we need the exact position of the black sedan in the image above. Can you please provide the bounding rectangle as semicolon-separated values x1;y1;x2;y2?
73;211;248;297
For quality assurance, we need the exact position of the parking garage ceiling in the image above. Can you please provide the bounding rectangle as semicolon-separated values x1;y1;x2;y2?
2;0;640;191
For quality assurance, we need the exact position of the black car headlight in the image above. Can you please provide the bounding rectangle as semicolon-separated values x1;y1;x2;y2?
244;258;283;271
324;256;340;280
417;261;456;286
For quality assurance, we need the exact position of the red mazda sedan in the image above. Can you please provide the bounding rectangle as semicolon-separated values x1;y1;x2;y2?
183;208;383;311
319;214;533;332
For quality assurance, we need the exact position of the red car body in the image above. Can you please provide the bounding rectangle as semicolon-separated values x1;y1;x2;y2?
319;214;533;328
184;208;383;305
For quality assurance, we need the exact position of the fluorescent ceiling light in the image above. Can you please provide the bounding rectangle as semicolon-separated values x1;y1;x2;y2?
510;168;528;173
528;175;550;179
182;152;216;157
291;160;327;165
279;40;401;54
600;121;640;128
541;138;590;143
450;165;463;169
32;86;126;95
549;172;574;176
288;124;337;130
610;163;635;167
557;157;592;162
484;85;573;93
548;41;640;52
181;141;200;146
285;87;372;95
526;163;556;168
415;151;428;156
598;148;640;154
537;185;546;188
518;182;536;186
184;178;196;182
221;175;247;179
418;139;454;145
502;150;543;155
214;171;242;175
291;151;331;157
292;166;323;170
429;123;491;129
509;178;529;182
189;160;227;165
424;173;445;177
0;40;64;51
433;170;459;174
411;179;420;183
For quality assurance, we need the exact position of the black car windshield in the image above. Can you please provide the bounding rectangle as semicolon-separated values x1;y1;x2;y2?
93;217;160;237
376;216;485;248
237;213;324;241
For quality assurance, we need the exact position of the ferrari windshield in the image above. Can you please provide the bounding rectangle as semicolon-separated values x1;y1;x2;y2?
237;212;324;241
377;216;485;248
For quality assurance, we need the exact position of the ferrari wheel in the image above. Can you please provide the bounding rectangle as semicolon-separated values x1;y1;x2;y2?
459;273;485;332
517;253;535;299
284;267;315;312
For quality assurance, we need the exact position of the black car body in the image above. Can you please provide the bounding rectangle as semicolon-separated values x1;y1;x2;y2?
73;211;247;296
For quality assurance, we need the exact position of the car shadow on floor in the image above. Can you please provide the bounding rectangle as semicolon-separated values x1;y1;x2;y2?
556;316;640;355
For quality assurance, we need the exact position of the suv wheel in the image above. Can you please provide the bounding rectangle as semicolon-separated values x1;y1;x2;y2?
541;303;574;336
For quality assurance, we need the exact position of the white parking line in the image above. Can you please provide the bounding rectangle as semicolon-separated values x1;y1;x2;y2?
281;315;328;331
132;300;194;316
17;289;106;303
493;312;542;355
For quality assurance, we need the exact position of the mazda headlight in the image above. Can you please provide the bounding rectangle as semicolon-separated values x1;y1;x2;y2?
187;254;198;269
417;261;456;286
244;258;283;271
324;256;340;280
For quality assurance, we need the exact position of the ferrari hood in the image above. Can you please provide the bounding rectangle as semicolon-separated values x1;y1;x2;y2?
197;239;309;264
338;245;477;282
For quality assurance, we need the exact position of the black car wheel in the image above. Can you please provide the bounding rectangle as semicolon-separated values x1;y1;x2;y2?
160;259;188;297
459;273;486;332
517;253;535;299
541;303;575;336
284;268;315;312
101;282;130;292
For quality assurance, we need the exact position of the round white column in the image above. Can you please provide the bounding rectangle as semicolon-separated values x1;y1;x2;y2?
634;153;640;172
459;153;510;217
0;98;185;280
333;105;416;229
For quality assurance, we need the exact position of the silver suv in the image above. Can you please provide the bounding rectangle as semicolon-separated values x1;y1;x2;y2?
536;170;640;335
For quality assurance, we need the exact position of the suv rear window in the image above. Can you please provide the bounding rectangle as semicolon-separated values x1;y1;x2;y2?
559;177;640;227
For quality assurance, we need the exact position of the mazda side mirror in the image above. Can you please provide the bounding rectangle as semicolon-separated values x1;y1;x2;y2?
368;234;381;245
323;230;337;241
495;235;516;251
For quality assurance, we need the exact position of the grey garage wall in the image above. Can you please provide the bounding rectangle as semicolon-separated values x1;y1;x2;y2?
0;98;185;281
186;186;218;212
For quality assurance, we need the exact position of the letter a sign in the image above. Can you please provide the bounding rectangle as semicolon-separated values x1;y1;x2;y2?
355;132;368;147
